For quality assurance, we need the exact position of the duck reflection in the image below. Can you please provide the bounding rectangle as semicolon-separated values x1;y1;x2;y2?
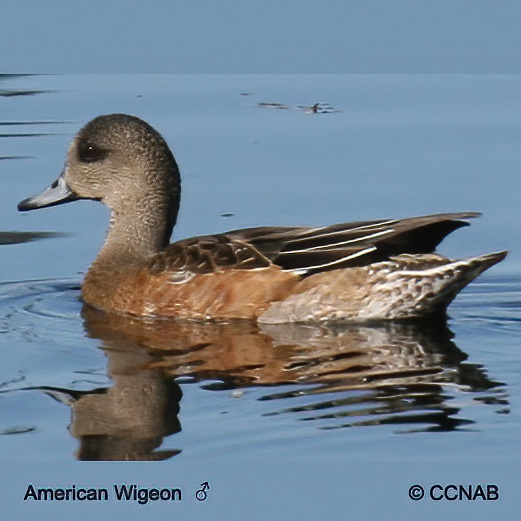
38;306;506;460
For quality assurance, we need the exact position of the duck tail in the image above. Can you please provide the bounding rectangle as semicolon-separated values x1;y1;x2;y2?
407;250;507;319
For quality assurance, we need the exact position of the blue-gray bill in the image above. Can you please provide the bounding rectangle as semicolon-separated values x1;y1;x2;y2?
18;172;79;211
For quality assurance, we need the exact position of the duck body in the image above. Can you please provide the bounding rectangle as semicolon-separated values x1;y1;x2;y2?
18;114;506;323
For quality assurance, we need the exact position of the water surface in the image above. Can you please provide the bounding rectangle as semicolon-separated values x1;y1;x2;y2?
1;74;520;461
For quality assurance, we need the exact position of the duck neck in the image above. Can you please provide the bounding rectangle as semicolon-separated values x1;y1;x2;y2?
90;188;180;273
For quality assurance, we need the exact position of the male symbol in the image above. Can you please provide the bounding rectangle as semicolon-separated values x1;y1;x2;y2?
196;482;210;501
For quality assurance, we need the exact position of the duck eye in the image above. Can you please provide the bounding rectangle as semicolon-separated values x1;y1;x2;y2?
78;141;108;163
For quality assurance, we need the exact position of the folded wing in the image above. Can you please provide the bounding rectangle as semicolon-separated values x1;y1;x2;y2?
226;212;481;275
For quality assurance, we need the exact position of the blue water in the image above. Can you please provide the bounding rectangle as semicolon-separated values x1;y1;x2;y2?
0;74;520;461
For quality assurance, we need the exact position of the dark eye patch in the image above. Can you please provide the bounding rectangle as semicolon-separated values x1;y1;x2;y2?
77;141;108;163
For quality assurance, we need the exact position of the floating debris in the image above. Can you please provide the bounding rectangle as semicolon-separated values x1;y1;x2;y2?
258;101;340;113
221;213;235;218
297;102;341;114
258;102;290;110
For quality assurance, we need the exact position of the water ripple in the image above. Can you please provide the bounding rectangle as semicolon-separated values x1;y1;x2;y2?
452;276;521;332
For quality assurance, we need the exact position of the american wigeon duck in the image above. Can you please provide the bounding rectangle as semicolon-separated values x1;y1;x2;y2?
18;114;506;323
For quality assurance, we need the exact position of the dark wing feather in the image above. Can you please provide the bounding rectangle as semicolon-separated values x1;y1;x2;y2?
226;212;480;275
151;213;480;276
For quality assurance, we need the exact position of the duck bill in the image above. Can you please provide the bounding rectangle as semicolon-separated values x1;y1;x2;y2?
18;172;79;212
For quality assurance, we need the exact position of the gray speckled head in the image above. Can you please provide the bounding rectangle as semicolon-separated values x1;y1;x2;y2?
68;114;180;212
19;114;182;253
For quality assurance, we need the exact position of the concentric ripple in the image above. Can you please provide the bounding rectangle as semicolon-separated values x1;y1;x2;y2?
0;278;83;343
